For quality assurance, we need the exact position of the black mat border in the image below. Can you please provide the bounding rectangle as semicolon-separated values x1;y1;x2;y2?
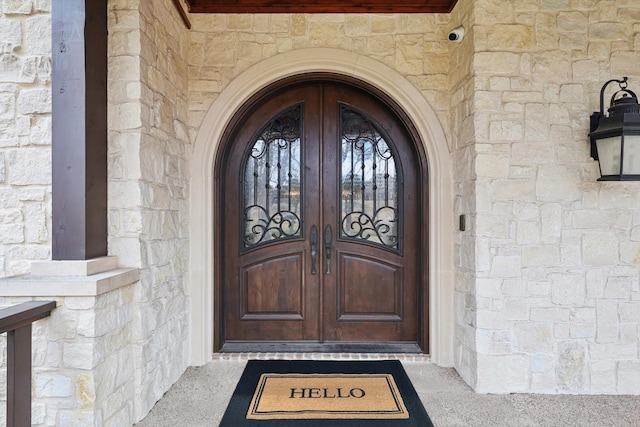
219;360;434;427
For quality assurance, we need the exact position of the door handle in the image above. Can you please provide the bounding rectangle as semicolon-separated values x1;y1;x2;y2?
310;225;318;275
324;224;332;275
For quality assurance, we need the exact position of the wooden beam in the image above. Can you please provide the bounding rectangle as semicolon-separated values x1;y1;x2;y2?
185;0;458;13
172;0;192;29
52;0;108;260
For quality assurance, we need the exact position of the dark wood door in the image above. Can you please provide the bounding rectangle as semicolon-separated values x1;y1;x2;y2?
221;81;422;352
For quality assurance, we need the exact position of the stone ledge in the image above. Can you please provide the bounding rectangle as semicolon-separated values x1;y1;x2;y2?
30;256;118;276
0;268;139;297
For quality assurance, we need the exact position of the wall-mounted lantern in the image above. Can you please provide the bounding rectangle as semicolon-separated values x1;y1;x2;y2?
589;77;640;181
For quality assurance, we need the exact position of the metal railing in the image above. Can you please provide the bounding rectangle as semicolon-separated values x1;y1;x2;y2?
0;301;56;427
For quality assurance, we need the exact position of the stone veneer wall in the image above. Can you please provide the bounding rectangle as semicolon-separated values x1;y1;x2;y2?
0;0;52;277
187;12;454;141
108;0;191;421
467;0;640;393
447;0;477;388
0;286;137;426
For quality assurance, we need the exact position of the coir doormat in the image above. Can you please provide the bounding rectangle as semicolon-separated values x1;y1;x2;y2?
219;360;434;427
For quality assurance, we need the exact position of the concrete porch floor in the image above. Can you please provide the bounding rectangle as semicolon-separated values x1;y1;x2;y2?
135;357;640;426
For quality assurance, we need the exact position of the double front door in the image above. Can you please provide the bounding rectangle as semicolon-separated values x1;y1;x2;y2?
221;80;424;352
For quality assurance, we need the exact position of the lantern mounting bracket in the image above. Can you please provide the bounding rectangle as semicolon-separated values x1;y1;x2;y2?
598;77;627;116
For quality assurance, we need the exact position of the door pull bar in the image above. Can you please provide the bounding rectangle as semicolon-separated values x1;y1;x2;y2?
324;224;332;274
310;225;318;275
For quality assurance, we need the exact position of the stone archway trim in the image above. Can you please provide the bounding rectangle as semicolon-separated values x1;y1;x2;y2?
189;48;455;366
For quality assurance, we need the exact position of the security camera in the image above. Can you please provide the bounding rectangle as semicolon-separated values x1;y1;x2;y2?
448;26;465;42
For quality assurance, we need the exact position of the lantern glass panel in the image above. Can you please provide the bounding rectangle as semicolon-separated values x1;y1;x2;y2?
622;135;640;175
596;136;622;176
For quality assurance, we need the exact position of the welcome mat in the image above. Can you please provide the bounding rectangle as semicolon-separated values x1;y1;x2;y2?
219;360;434;426
247;373;409;420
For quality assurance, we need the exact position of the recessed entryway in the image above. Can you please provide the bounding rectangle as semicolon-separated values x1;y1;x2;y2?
189;48;454;366
217;76;428;353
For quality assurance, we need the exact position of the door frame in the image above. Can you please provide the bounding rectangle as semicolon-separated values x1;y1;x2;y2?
189;48;455;366
217;76;427;353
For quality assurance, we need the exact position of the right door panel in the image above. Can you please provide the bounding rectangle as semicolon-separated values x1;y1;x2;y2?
320;84;420;344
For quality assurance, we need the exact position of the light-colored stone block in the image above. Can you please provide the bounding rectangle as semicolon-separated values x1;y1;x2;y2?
476;354;530;393
536;165;581;202
557;11;587;32
540;204;561;243
63;342;101;370
559;84;583;103
475;153;510;177
582;232;619;266
504;297;530;320
0;20;22;53
531;353;554;373
24;14;51;54
620;242;640;266
2;0;32;14
530;307;569;322
489;120;523;141
596;299;619;344
475;310;504;330
17;87;50;114
515;322;553;352
7;148;51;185
589;23;627;41
556;341;587;392
550;273;585;306
590;343;637;360
35;373;73;398
522;245;560;267
532;50;570;81
589;360;617;393
569;323;594;339
604;277;631;299
524;103;549;141
490;255;522;278
619;302;640;322
617;361;640;394
491;179;535;201
476;329;515;354
474;52;520;75
58;410;95;426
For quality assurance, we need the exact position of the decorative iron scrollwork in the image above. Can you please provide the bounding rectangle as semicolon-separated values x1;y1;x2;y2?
341;207;398;248
243;105;302;248
340;105;400;250
243;207;301;247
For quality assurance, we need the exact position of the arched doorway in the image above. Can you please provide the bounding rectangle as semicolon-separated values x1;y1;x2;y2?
189;48;454;366
217;75;427;352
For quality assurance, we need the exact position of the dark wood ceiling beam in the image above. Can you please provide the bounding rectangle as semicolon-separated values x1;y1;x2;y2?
185;0;458;14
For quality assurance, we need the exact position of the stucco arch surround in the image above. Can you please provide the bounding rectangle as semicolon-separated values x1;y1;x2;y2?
189;48;455;366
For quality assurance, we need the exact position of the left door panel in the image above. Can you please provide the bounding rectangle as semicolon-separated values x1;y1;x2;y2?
222;85;322;343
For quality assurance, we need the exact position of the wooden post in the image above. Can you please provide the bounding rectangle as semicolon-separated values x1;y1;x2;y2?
0;302;57;427
51;0;108;260
7;325;32;427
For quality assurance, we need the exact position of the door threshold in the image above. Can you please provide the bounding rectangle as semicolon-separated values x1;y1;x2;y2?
212;351;431;362
219;341;423;354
